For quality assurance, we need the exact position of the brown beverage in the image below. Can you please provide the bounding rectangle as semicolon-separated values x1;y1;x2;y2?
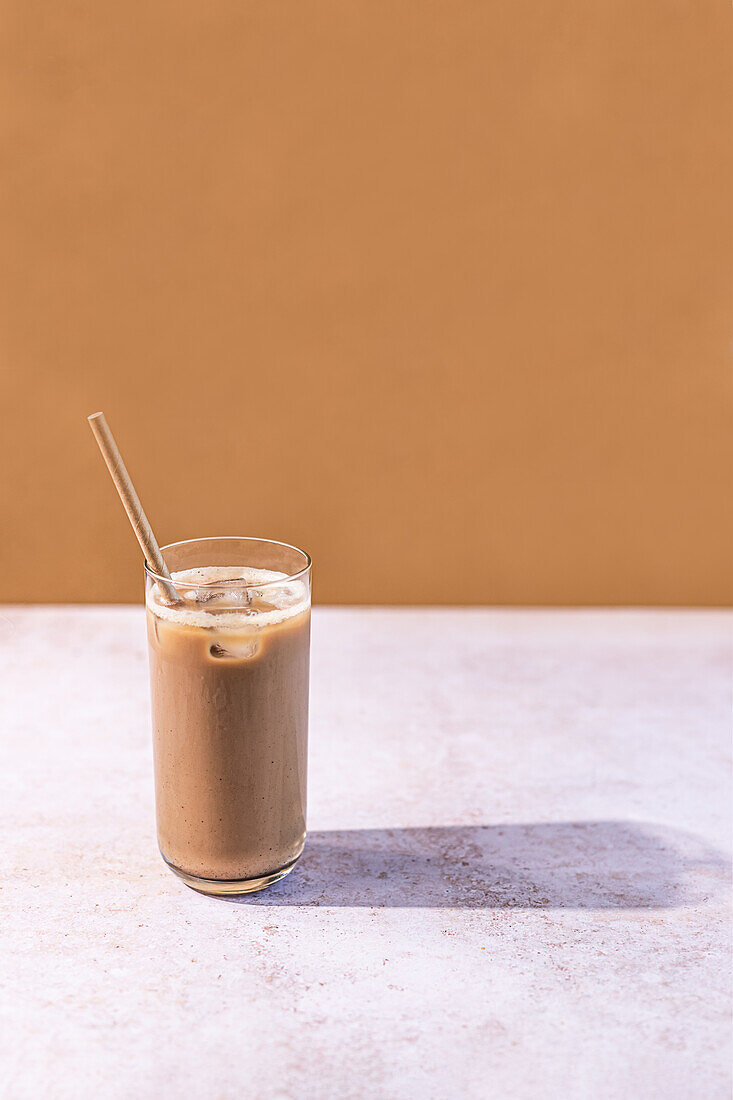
145;538;311;895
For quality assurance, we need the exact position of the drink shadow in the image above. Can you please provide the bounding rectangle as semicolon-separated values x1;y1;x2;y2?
232;821;729;908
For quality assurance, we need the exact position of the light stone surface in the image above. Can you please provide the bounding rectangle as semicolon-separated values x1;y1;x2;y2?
0;607;730;1100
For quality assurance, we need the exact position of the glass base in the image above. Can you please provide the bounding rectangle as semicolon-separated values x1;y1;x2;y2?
163;854;300;897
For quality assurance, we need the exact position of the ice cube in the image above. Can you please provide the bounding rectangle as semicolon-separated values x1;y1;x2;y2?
190;585;252;610
209;637;260;660
248;581;304;613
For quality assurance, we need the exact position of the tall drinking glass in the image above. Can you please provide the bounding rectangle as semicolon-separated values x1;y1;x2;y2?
145;537;311;896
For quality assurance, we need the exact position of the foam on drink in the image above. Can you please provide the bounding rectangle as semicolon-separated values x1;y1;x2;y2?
147;565;310;630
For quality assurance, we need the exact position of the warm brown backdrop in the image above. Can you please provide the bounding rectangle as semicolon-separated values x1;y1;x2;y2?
1;2;731;605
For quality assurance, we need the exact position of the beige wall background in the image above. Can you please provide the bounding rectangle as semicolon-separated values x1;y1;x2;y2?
1;2;731;605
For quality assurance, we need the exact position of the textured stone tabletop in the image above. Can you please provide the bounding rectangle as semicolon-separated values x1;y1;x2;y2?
1;607;731;1099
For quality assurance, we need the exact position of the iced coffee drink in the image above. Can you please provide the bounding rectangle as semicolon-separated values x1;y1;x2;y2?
145;538;311;896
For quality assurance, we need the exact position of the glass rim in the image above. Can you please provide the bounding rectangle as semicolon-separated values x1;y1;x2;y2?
144;536;312;590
